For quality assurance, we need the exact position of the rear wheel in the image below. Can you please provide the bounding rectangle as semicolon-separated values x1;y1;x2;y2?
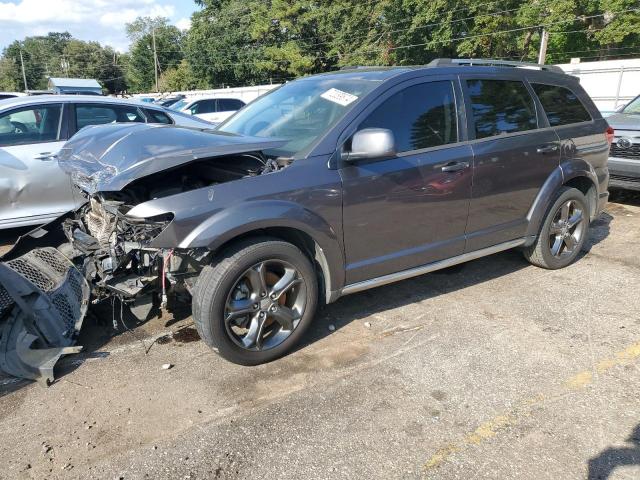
193;238;318;365
523;187;589;269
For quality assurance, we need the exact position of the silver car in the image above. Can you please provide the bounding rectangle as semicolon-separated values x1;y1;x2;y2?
607;94;640;191
0;95;214;229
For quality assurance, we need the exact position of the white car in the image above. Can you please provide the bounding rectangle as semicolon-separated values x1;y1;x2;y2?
170;96;246;124
0;95;214;229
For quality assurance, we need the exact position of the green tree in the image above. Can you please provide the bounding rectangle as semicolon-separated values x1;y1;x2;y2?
126;16;184;92
2;32;72;90
158;59;206;91
0;57;19;91
62;40;127;93
0;32;127;93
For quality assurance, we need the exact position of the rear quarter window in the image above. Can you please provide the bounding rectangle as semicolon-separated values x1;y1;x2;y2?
531;84;592;126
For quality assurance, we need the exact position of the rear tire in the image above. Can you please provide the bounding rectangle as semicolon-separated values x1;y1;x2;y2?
193;237;318;365
523;187;589;269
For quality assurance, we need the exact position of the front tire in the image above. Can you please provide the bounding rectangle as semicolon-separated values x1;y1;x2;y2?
523;187;590;269
193;237;318;365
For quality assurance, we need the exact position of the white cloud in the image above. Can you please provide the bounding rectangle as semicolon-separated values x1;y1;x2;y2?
0;0;186;52
175;17;191;31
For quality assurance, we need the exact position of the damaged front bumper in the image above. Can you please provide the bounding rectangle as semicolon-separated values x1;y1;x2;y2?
0;246;90;384
0;202;206;384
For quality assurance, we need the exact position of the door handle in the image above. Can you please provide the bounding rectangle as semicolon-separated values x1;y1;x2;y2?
34;152;57;161
536;144;559;154
441;161;470;172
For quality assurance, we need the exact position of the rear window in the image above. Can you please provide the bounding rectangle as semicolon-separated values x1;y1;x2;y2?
144;109;173;124
467;79;538;139
531;84;592;126
217;98;245;112
75;104;145;131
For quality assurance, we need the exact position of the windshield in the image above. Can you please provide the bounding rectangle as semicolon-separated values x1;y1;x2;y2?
622;95;640;114
218;76;383;156
170;99;190;111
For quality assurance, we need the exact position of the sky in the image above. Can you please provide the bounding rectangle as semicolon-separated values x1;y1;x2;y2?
0;0;199;52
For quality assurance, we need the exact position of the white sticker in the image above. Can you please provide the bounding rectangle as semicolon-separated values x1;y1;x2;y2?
320;88;358;107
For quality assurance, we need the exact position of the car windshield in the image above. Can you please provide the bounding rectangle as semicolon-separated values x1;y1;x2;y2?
217;75;383;157
622;95;640;115
170;99;190;111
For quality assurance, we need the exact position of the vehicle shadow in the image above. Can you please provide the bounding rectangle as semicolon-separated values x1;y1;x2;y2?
0;226;31;256
301;249;531;349
301;216;613;351
581;211;613;254
609;189;640;207
588;424;640;479
0;297;192;398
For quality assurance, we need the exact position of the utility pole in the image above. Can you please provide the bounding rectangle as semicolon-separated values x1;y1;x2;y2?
538;29;549;65
19;50;28;91
152;28;159;92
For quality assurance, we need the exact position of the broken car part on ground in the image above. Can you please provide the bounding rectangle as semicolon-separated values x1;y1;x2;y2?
0;123;289;383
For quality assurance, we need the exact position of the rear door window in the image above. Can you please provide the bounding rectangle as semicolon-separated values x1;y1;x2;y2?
358;81;458;152
467;79;538;139
0;104;62;146
190;100;216;114
75;104;145;131
531;83;592;126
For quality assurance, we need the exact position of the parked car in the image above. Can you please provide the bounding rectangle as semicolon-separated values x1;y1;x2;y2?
0;92;26;101
170;96;246;124
155;94;185;108
0;95;213;230
606;94;640;191
0;59;611;382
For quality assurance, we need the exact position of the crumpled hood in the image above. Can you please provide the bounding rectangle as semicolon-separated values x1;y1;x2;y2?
58;123;286;194
606;112;640;131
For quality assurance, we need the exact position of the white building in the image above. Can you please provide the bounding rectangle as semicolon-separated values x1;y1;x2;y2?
555;58;640;114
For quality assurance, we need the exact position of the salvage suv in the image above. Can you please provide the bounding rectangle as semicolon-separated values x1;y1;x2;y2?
0;59;611;382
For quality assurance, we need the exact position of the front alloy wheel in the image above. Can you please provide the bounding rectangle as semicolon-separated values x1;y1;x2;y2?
224;260;306;351
193;237;318;365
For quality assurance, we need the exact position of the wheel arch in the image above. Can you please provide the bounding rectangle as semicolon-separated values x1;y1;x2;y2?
179;200;344;304
210;226;337;305
525;161;599;244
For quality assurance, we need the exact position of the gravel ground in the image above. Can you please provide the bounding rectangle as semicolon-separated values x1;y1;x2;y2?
1;190;639;480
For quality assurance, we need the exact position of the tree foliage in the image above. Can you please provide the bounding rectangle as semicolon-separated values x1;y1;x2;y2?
0;32;126;93
0;1;638;93
126;16;185;92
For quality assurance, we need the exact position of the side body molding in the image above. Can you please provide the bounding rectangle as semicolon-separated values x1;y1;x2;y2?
178;200;345;300
524;159;599;244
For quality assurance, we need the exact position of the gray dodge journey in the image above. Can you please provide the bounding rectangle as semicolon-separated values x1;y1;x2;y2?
0;59;611;382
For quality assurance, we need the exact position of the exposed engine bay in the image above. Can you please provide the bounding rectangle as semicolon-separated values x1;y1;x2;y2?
0;123;290;383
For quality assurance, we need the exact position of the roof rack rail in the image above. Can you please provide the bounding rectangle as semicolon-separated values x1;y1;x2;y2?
339;65;374;70
428;58;564;74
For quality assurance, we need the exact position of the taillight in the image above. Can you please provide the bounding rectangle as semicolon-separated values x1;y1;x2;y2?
605;126;615;146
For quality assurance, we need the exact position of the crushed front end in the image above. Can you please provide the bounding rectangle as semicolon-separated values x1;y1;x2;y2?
0;123;288;383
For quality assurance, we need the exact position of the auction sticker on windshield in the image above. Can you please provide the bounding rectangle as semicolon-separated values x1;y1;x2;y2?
320;88;358;107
